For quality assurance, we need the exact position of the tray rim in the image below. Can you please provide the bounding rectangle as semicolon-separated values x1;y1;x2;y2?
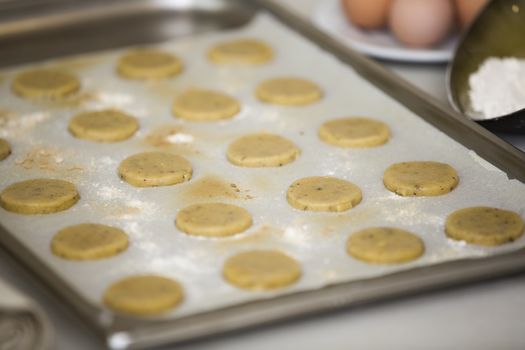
0;0;524;349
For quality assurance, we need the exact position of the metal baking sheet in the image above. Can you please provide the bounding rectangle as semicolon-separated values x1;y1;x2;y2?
1;1;525;349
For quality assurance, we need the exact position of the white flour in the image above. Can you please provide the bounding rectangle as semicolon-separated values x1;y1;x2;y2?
469;57;525;120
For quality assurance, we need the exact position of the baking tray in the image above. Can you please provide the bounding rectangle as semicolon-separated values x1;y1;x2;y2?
0;0;525;349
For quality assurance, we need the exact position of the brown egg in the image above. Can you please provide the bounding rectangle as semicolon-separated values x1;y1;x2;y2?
341;0;391;29
389;0;454;48
455;0;489;28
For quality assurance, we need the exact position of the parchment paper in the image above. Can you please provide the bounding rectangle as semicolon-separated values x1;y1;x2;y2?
0;14;524;320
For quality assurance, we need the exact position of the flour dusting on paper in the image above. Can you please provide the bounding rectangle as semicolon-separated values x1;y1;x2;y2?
0;14;524;320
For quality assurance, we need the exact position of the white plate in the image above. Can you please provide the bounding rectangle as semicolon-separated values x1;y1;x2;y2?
312;0;459;63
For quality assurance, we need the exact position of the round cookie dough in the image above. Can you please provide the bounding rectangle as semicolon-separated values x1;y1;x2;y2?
0;138;11;161
118;152;192;187
0;179;79;215
117;49;183;79
347;227;425;264
223;250;301;290
287;176;362;212
255;77;322;106
445;206;525;246
68;109;139;142
12;69;80;99
176;202;252;237
103;275;183;316
208;38;273;64
319;117;390;148
383;161;459;197
172;89;240;121
227;133;300;167
51;223;129;260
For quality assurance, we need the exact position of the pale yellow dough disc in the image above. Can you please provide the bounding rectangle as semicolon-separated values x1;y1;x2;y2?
287;176;362;212
0;138;11;160
255;77;322;106
68;109;139;142
51;223;129;260
0;179;79;215
118;152;192;187
383;161;459;196
172;89;240;121
223;250;301;290
12;69;80;99
103;275;183;316
208;38;273;64
176;202;252;237
117;49;183;79
347;227;425;264
445;206;525;246
319;117;390;148
227;133;300;167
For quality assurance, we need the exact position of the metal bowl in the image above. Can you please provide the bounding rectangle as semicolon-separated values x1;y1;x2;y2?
447;0;525;134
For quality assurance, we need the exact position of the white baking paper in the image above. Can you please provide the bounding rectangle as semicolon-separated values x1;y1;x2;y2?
0;14;524;320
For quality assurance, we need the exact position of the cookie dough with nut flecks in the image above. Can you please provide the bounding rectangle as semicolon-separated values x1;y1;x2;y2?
287;176;362;212
0;179;79;215
223;250;301;290
383;161;459;196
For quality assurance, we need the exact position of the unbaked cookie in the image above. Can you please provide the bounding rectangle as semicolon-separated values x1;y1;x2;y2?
255;77;322;106
118;152;192;187
12;69;80;99
172;89;240;121
0;138;11;160
51;223;129;260
287;176;362;212
227;133;300;167
347;227;424;264
176;202;252;237
117;49;183;79
103;275;183;316
223;250;301;290
68;109;139;142
319;117;390;148
445;206;524;246
208;38;273;64
0;179;79;214
383;161;459;196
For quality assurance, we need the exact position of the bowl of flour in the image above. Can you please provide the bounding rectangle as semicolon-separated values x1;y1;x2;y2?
448;0;525;133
